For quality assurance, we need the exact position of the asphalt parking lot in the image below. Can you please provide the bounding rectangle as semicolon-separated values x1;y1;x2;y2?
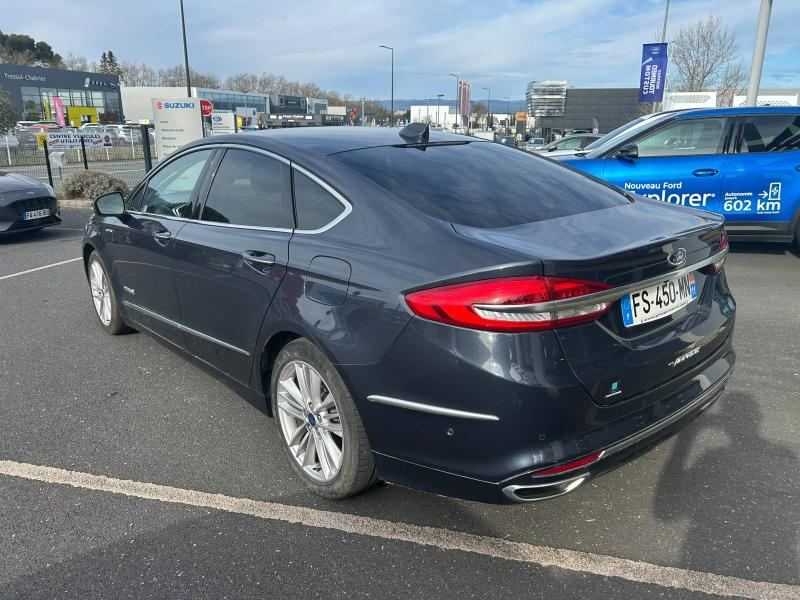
1;208;798;600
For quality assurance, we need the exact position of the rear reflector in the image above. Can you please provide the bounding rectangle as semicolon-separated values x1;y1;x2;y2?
404;276;613;332
532;451;604;477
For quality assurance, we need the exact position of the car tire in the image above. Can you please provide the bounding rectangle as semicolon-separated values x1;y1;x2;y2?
271;338;376;499
87;251;128;335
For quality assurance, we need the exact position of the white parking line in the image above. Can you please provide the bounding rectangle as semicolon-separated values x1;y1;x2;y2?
0;257;82;281
0;459;796;600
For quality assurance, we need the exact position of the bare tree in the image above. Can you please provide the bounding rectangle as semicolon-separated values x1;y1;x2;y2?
61;53;94;72
670;16;747;106
225;72;259;93
157;64;220;90
119;61;159;87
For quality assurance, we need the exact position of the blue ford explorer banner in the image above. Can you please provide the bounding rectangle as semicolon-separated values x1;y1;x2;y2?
639;43;668;102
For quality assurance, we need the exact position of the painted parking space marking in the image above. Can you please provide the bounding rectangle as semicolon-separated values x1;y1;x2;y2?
0;257;81;281
0;459;797;600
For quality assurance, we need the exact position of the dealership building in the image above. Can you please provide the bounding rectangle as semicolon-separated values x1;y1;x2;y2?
121;86;345;128
1;63;123;126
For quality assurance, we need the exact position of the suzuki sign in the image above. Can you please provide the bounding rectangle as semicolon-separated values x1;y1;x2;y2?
151;97;203;157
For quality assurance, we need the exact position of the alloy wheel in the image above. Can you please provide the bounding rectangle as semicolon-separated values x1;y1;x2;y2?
89;260;112;326
276;360;344;482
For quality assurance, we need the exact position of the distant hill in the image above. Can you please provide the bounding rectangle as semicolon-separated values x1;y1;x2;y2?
378;98;527;113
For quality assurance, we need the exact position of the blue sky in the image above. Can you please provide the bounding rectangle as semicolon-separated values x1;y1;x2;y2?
6;0;799;100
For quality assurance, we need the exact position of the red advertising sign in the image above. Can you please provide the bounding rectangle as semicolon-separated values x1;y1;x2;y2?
52;96;66;127
200;99;214;117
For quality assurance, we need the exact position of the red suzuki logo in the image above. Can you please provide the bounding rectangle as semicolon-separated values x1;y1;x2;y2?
156;102;164;110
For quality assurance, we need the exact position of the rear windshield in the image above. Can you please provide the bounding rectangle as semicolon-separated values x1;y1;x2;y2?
331;141;628;228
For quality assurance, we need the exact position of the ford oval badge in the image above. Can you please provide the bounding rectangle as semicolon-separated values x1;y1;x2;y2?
668;248;687;267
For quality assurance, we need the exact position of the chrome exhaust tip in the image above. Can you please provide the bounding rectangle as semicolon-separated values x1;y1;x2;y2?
502;475;587;502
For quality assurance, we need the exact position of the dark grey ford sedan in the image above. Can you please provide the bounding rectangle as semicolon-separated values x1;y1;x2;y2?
81;125;735;503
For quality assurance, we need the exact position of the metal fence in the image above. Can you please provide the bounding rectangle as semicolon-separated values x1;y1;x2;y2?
1;131;158;194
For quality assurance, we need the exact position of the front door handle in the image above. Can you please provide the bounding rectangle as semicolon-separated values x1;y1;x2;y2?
692;168;719;177
242;250;276;270
152;230;172;239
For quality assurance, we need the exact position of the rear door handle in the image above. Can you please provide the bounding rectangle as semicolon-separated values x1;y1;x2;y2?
152;230;172;239
692;168;719;177
242;250;276;270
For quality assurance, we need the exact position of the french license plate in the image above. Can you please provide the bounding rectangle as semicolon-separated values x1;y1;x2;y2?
621;273;697;327
23;208;50;220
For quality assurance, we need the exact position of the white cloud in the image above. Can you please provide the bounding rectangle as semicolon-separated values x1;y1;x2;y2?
2;0;798;98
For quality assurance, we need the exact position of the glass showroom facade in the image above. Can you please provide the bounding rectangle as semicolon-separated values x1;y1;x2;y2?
197;89;268;113
2;64;123;125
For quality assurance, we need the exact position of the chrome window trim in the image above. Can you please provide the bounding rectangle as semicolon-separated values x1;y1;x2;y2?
123;301;250;356
128;142;352;235
291;163;353;234
366;394;500;422
473;246;728;314
191;144;295;233
185;219;293;233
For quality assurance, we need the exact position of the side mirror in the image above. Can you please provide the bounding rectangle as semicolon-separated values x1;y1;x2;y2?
616;143;638;160
93;192;125;217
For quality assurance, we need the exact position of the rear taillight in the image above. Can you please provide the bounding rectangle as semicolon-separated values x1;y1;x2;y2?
404;276;613;333
702;230;728;275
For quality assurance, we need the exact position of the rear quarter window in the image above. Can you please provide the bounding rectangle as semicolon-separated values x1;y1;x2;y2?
331;142;627;228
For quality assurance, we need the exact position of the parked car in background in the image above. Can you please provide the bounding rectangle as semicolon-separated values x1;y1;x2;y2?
530;133;601;156
496;135;517;147
525;137;546;151
558;106;800;245
0;172;60;235
82;124;734;504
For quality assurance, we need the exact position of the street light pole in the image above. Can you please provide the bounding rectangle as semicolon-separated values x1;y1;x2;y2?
483;87;491;130
504;96;510;129
179;0;192;97
746;0;773;106
449;73;459;130
379;45;394;125
436;94;443;126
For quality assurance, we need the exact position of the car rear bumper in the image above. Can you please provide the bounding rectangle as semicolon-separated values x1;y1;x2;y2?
370;344;733;503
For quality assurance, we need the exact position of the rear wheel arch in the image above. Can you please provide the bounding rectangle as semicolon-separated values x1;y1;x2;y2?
260;331;302;414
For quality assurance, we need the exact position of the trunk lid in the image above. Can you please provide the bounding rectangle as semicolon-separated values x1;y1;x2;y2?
453;198;729;405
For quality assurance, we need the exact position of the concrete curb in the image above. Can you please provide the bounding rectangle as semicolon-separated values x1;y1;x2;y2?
59;199;93;208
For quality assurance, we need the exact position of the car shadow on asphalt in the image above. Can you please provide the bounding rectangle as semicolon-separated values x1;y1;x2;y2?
653;391;799;584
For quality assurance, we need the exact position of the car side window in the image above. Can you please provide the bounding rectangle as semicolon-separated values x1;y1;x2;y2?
126;186;145;212
559;137;583;150
635;118;726;158
201;149;293;229
140;150;213;217
293;170;346;231
738;115;800;153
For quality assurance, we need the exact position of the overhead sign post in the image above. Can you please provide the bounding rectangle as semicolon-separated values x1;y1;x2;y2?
639;43;668;103
151;98;203;158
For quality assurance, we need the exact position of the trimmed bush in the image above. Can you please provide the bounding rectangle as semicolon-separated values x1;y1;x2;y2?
60;170;129;199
